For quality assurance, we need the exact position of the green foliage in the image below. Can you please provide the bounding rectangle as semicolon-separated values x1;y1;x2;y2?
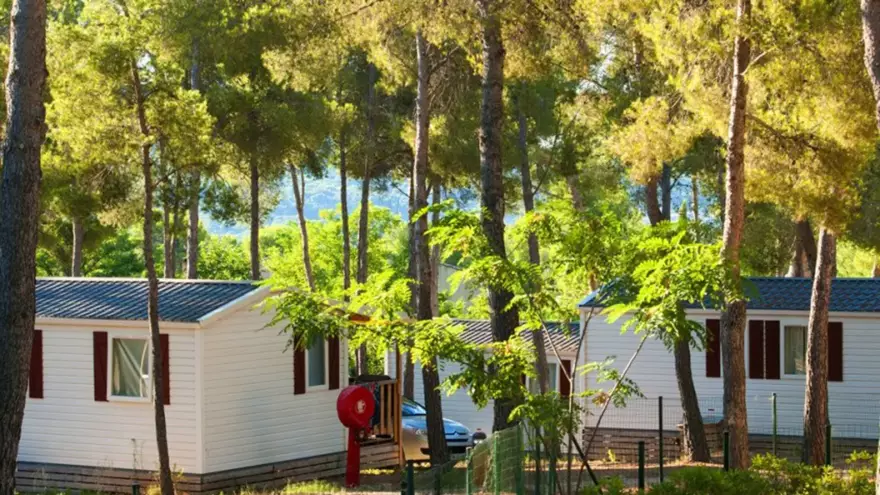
198;236;251;281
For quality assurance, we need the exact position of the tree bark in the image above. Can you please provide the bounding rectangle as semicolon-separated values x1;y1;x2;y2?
720;0;752;469
355;64;376;376
163;202;173;278
567;174;585;211
130;56;174;495
170;206;180;279
873;258;880;278
290;165;315;291
186;41;201;280
71;216;84;277
413;31;448;466
404;174;416;400
802;228;835;465
796;219;818;274
661;164;672;221
692;177;699;223
477;0;520;432
430;183;441;317
675;339;711;461
645;176;663;226
516;91;549;394
249;155;260;281
340;127;351;295
862;0;880;130
0;1;46;491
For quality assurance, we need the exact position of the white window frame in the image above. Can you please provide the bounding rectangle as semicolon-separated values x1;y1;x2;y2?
781;321;809;379
107;332;152;403
305;336;329;392
527;361;560;393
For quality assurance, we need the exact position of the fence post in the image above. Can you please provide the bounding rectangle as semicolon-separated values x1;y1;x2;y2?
493;433;501;495
638;441;646;491
825;423;832;467
658;396;664;482
131;482;140;495
401;460;414;495
534;432;541;495
723;431;730;472
466;447;473;495
516;425;525;495
771;393;777;456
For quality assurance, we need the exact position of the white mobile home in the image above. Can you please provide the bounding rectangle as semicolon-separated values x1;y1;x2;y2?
579;277;880;440
386;319;585;435
18;278;399;494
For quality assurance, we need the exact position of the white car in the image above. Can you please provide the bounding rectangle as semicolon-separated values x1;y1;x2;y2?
400;398;476;461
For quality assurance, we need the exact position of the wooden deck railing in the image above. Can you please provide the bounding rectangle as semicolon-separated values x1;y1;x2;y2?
358;379;401;444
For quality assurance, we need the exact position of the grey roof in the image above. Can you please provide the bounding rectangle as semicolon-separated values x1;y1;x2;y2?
450;319;581;353
36;278;261;323
579;277;880;313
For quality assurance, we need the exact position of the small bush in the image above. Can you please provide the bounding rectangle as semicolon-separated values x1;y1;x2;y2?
648;467;772;495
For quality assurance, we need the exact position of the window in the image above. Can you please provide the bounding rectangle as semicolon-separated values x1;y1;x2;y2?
306;334;327;389
528;363;559;394
110;337;150;400
784;325;807;376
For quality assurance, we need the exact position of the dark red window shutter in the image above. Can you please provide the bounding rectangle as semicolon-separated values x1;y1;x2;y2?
765;321;781;380
828;322;843;382
93;331;108;402
748;320;765;379
706;319;721;378
29;329;43;399
559;360;572;397
293;335;306;395
160;334;170;405
328;336;340;390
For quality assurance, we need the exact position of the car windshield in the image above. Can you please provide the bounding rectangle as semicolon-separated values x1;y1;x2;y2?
402;399;427;416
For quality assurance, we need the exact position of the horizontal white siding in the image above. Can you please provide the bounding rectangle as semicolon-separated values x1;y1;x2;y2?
386;351;581;436
202;307;346;473
20;325;198;472
584;311;880;439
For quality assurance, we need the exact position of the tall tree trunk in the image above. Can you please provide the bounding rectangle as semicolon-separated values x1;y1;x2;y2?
249;155;260;281
567;174;585;211
0;1;46;491
873;257;880;278
355;64;376;376
163;202;173;279
404;175;416;400
340;127;351;295
692;177;699;223
652;189;710;462
661;164;672;221
859;2;880;484
186;41;201;280
720;0;752;469
787;220;817;278
290;165;315;291
802;228;836;465
71;215;84;277
130;56;174;495
477;0;520;431
413;31;448;466
430;183;441;317
645;176;663;226
516;91;549;394
170;206;180;278
675;338;711;462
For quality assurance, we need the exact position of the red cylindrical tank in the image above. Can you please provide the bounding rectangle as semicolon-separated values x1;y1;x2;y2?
337;385;375;429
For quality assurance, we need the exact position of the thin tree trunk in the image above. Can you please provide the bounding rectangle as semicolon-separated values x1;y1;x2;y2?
675;339;711;462
802;228;835;465
873;257;880;278
516;91;549;394
796;219;818;275
130;56;173;495
249;155;260;281
170;206;180;278
720;0;752;469
567;174;585;211
645;176;663;226
786;240;808;278
355;64;376;376
413;30;448;466
163;202;173;279
291;165;315;291
340;127;351;295
404;174;416;400
661;164;672;221
477;0;519;431
430;183;441;317
692;177;699;223
71;216;84;277
0;1;46;491
858;4;880;483
186;41;200;280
